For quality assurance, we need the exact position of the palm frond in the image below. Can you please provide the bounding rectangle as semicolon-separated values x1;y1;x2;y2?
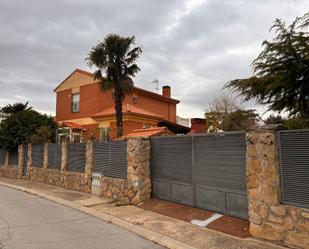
85;34;143;137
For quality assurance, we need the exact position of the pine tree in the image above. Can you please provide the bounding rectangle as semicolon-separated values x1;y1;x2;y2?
225;12;309;118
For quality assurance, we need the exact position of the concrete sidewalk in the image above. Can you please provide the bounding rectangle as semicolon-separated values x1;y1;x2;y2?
0;177;284;249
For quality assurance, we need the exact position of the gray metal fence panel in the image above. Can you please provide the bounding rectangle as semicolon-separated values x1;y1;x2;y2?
171;182;195;206
93;142;109;175
196;186;225;213
0;150;6;165
152;180;172;200
32;144;44;167
93;141;127;179
226;191;248;218
151;136;193;184
279;129;309;208
8;150;18;166
108;141;127;178
194;133;247;191
150;132;248;220
48;144;61;169
67;143;86;173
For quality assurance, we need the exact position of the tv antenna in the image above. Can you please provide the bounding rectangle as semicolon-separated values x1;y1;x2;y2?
152;79;159;93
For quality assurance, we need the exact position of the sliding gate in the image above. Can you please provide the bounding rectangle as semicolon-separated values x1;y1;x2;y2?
150;132;248;220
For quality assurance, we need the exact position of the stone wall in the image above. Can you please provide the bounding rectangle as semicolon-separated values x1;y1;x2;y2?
92;137;151;205
0;151;19;178
0;142;92;192
27;168;91;192
25;142;92;193
247;126;309;249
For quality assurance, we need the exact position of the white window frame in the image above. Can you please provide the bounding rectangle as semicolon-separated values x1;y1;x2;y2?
71;93;80;113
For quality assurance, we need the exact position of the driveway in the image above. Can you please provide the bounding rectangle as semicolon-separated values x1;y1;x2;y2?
0;185;164;249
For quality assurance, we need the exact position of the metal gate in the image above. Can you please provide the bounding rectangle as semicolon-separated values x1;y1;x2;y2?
93;141;127;179
278;129;309;208
150;132;248;220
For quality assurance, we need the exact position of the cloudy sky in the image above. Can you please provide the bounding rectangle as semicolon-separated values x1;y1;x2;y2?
0;0;307;118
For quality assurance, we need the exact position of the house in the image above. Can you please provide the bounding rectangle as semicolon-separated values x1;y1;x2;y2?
54;68;189;141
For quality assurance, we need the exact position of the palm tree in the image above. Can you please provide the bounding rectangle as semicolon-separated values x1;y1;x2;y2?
0;102;32;118
86;34;142;138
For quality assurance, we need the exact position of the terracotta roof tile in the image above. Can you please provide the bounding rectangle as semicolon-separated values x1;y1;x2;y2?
125;127;174;138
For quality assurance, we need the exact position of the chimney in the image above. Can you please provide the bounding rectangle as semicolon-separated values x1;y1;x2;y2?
162;85;171;98
189;118;207;134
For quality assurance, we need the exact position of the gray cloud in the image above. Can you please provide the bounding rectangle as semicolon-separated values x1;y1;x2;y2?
0;0;307;118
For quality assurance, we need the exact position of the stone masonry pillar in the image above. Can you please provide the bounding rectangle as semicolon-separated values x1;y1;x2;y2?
246;125;309;248
17;144;24;178
60;142;68;172
26;144;32;179
84;140;93;193
127;137;151;205
4;151;9;166
43;144;48;169
246;125;282;239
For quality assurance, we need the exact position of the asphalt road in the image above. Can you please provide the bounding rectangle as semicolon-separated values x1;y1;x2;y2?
0;185;164;249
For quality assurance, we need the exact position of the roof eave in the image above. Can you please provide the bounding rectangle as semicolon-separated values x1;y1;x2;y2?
133;87;180;104
54;69;180;104
54;68;95;93
92;112;163;121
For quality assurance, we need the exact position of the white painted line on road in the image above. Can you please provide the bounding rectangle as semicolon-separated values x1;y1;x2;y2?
191;213;223;227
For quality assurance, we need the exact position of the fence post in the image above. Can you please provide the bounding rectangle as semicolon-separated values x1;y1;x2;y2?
127;137;151;205
17;144;23;178
43;144;48;169
4;151;9;166
84;140;93;193
60;142;68;172
247;126;309;248
27;144;32;179
246;125;282;240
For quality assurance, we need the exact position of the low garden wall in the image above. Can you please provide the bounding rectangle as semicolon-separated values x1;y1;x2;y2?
26;142;92;192
247;126;309;248
0;165;19;178
0;142;92;193
0;151;19;178
0;137;151;203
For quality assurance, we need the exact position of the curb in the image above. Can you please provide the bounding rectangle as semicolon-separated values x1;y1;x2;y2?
0;181;196;249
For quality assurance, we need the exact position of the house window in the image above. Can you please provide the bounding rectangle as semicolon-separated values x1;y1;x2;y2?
132;95;138;104
100;127;110;142
71;93;80;113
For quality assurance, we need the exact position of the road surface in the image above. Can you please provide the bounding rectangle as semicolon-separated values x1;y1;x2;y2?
0;185;164;249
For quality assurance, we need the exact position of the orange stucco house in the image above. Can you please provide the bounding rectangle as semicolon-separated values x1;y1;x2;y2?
54;68;188;141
